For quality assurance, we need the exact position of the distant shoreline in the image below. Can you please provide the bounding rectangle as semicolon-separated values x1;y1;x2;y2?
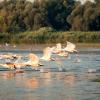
37;43;100;48
76;43;100;48
1;43;100;50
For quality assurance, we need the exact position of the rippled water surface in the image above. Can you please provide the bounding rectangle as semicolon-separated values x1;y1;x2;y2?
0;47;100;100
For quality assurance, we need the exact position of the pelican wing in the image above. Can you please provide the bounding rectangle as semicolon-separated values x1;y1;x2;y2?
67;41;75;49
3;54;13;59
64;41;76;52
15;56;22;63
0;63;9;68
29;53;39;65
13;56;26;68
53;43;62;54
42;47;52;60
0;63;15;69
56;43;62;50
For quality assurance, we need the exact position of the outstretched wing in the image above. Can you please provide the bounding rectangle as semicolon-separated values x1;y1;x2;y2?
0;63;9;68
29;53;39;65
42;47;52;60
56;43;62;50
64;41;77;52
67;41;76;49
0;63;15;69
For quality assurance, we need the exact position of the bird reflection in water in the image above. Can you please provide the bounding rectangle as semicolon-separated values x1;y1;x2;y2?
25;77;39;89
0;71;16;79
67;96;73;100
84;72;97;81
64;73;76;87
41;72;52;85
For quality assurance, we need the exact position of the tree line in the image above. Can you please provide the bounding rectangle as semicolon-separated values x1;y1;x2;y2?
0;0;99;33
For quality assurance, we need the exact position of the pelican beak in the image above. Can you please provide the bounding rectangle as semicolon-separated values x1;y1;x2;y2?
38;63;44;66
51;58;55;61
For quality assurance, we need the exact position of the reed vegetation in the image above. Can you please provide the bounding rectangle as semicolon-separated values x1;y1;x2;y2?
0;27;100;44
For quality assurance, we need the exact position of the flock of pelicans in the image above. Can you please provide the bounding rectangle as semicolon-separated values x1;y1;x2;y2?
0;41;96;73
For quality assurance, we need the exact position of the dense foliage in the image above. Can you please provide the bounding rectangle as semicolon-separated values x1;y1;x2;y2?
0;0;99;33
0;27;100;44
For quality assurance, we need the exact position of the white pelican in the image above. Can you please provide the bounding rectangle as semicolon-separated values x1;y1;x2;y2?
5;43;9;47
63;41;79;60
0;62;16;69
0;53;22;60
55;43;62;53
63;41;77;53
12;54;22;59
57;51;69;57
10;53;41;69
41;47;55;61
0;53;42;70
51;43;69;57
0;55;23;69
0;55;24;70
13;56;25;69
0;53;14;59
52;43;62;54
25;53;42;68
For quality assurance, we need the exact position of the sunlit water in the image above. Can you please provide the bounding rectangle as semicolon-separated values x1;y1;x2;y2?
0;47;100;100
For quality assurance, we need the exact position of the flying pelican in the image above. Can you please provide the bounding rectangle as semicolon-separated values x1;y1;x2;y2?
51;43;69;57
40;47;55;61
63;41;80;61
63;41;77;53
13;55;25;69
0;53;43;70
0;53;14;59
57;50;69;57
52;43;62;54
0;53;22;60
25;53;43;68
5;43;9;47
0;55;24;70
40;46;65;72
0;62;16;69
12;54;22;59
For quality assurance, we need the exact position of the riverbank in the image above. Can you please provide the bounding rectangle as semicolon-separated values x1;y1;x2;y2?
76;43;100;48
0;43;100;52
0;28;100;44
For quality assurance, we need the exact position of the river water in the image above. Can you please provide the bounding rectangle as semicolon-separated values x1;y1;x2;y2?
0;47;100;100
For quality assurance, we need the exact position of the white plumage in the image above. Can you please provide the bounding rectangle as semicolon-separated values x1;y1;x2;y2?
63;41;77;53
41;47;53;61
